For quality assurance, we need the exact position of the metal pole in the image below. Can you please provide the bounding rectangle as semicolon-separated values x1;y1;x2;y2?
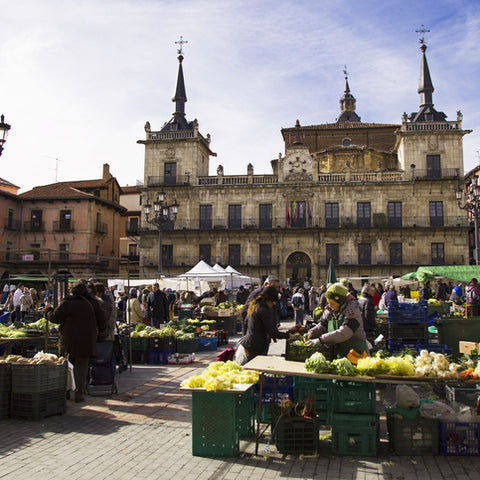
158;226;162;279
475;206;479;266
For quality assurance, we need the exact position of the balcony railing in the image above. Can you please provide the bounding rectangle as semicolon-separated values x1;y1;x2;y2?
23;221;44;232
412;168;460;180
139;215;470;232
52;220;75;231
125;222;139;235
402;120;461;132
95;222;108;234
0;250;113;266
4;219;21;231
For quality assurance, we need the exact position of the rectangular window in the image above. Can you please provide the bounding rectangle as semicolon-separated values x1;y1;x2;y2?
127;216;139;234
128;243;138;257
326;244;339;265
163;245;173;266
429;201;444;227
31;209;43;231
228;244;241;266
228;205;242;229
59;243;70;260
325;203;339;228
199;244;211;265
388;202;402;227
357;202;371;227
259;244;272;265
199;205;212;229
389;242;402;265
259;204;272;229
431;243;445;265
7;209;14;229
59;210;72;230
427;155;441;179
290;200;306;228
164;162;177;185
358;243;371;265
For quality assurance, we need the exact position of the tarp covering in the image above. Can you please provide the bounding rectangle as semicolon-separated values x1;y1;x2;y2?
414;265;480;284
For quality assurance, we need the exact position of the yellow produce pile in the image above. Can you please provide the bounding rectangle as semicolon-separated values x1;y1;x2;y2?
181;360;260;391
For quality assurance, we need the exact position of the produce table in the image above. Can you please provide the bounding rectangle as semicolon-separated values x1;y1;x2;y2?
243;355;480;455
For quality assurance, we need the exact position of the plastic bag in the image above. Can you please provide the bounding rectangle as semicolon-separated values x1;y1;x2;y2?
234;344;249;366
395;384;420;410
420;400;456;421
450;401;480;423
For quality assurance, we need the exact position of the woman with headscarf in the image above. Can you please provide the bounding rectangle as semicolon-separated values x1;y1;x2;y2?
305;283;369;358
126;288;144;325
235;286;292;365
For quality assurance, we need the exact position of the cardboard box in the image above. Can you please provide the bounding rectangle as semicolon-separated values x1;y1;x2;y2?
459;341;480;354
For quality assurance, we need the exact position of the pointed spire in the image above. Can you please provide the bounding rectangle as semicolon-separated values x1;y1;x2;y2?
161;37;192;132
172;54;187;118
418;43;434;108
409;31;447;123
336;66;361;123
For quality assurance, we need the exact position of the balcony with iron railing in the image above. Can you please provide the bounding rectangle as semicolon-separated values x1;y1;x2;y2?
0;250;113;267
138;214;469;232
52;220;75;231
94;221;108;234
23;221;44;232
125;221;140;236
4;219;21;231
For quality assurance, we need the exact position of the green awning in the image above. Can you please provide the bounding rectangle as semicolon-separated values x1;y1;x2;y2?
414;265;480;284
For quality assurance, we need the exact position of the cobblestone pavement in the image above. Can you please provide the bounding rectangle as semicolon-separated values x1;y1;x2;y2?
2;319;480;479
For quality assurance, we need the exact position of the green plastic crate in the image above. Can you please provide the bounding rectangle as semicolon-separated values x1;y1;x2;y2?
236;387;255;438
0;363;12;392
332;413;378;456
332;380;376;414
131;337;148;351
12;361;67;394
11;388;66;420
387;414;439;455
271;408;320;454
192;390;239;457
293;377;332;424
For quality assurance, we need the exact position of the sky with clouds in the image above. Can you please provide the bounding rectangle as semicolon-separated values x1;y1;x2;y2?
0;0;479;193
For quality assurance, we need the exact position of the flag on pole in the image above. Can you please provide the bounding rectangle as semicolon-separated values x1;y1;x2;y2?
307;201;312;226
293;200;297;222
286;198;290;226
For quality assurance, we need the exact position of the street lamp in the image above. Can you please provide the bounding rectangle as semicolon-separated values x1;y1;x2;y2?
456;177;480;265
0;114;11;157
144;190;179;278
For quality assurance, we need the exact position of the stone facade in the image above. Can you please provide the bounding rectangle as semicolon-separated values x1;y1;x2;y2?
136;47;471;289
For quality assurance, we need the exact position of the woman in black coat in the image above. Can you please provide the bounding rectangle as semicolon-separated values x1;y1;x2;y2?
52;280;105;403
239;286;291;363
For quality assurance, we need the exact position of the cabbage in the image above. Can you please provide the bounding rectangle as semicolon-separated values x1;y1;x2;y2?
332;358;356;376
304;352;334;374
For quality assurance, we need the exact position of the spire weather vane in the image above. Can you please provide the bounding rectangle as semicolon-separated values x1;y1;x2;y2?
416;25;430;45
175;36;188;55
343;65;349;79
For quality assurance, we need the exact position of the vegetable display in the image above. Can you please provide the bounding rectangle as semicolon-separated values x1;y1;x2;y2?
304;348;480;380
181;360;260;391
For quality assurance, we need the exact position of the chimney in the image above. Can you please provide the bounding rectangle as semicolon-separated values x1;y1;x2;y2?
103;163;111;181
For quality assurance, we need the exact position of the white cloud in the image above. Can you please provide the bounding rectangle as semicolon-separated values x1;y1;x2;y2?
0;0;478;189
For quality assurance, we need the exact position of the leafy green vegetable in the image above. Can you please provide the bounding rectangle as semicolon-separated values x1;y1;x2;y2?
332;358;356;376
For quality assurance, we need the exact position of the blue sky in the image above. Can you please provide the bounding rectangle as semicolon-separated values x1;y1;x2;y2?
0;0;479;192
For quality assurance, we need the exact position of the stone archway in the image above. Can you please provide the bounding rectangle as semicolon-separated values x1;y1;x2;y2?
286;251;312;287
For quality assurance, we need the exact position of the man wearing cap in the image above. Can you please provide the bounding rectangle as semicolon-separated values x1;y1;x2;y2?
240;275;280;334
305;283;369;358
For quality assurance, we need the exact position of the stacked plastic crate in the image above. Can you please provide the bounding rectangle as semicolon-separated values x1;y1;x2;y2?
387;301;429;353
0;363;11;419
11;361;67;420
147;336;175;364
330;380;378;456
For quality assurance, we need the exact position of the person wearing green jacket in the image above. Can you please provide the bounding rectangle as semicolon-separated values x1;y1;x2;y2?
305;283;369;358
